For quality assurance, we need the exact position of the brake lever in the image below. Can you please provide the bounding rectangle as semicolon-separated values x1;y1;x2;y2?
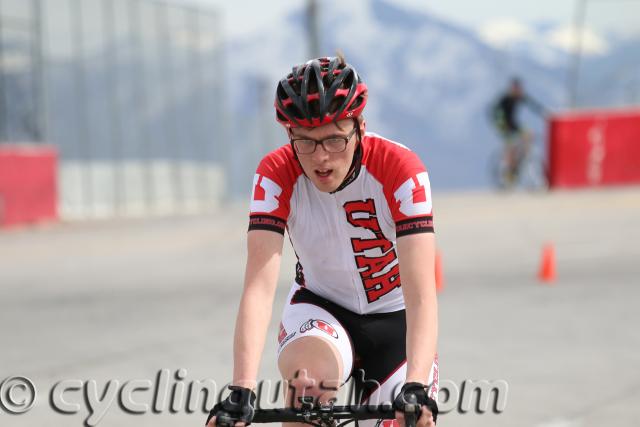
403;393;419;427
217;411;236;427
318;399;336;425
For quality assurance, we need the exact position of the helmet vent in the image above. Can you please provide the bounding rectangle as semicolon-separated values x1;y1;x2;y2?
328;95;346;115
349;93;366;111
287;104;305;120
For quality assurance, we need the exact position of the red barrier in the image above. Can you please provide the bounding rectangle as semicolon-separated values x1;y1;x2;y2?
548;108;640;188
0;145;58;227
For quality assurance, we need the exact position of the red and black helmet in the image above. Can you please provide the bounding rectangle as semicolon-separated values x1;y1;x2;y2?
275;56;368;128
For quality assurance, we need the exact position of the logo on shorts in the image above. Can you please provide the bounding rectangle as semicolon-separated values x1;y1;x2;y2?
300;319;338;339
430;354;439;400
278;322;296;348
279;332;296;349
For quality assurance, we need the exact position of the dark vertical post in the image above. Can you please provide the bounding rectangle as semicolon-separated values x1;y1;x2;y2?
189;10;207;208
31;0;46;142
130;0;154;213
156;3;182;213
72;0;92;214
568;0;587;108
104;0;124;214
0;0;7;141
307;0;320;59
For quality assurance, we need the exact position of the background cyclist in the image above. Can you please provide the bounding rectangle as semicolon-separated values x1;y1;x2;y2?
491;77;545;186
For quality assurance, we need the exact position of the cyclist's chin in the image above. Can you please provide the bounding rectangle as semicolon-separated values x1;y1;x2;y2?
311;179;339;193
310;170;343;192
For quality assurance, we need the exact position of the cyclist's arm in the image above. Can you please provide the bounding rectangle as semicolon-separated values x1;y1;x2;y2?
524;94;547;117
232;229;284;389
396;232;438;384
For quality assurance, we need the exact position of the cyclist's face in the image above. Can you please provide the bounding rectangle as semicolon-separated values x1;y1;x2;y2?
511;83;523;98
289;119;360;193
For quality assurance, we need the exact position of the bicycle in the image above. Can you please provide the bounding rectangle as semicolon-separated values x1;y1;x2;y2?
216;395;424;427
489;132;548;191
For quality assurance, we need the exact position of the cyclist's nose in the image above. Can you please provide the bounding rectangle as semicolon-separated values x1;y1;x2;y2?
311;143;330;161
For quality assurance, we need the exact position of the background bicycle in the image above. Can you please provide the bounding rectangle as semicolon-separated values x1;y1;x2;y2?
488;133;548;191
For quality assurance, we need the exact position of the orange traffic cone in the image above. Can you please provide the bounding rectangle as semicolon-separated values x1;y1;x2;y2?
435;250;444;292
538;243;556;283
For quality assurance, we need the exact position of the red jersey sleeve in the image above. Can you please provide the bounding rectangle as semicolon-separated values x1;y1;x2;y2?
248;145;302;235
362;134;435;237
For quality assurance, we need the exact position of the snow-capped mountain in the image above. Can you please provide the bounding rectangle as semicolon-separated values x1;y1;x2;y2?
476;18;611;68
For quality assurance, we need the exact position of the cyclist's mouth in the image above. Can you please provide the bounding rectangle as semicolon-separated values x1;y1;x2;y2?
315;169;333;179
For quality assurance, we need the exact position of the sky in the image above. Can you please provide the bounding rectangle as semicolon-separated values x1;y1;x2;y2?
169;0;640;39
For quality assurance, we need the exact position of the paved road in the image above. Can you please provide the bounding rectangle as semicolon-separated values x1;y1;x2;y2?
1;188;639;427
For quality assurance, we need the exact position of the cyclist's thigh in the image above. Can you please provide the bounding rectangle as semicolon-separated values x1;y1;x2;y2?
277;285;354;386
362;355;439;405
352;311;438;427
356;356;439;427
355;313;439;405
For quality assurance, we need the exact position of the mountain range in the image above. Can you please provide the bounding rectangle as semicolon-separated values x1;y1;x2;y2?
226;0;639;192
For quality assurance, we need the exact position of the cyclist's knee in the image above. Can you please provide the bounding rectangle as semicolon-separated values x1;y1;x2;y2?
278;336;343;407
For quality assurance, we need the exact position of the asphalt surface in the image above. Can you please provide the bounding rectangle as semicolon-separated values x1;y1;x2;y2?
1;187;639;427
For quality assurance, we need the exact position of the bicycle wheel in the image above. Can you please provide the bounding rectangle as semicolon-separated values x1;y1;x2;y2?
488;149;515;190
519;145;548;191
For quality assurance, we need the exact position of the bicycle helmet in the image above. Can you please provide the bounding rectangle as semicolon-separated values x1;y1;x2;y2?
275;56;368;128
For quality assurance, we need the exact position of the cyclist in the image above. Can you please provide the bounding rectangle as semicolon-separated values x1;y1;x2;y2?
207;56;439;427
491;78;545;186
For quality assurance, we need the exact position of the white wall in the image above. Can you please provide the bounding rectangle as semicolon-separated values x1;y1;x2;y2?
59;160;225;219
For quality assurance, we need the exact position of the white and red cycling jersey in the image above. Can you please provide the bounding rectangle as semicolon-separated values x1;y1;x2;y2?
248;132;434;315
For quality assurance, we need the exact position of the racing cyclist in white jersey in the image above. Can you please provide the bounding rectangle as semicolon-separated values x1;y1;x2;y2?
207;56;439;427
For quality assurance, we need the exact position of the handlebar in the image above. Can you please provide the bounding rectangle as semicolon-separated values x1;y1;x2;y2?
217;394;423;427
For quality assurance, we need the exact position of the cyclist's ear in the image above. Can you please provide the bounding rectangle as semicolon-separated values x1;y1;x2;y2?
356;116;366;139
286;127;299;160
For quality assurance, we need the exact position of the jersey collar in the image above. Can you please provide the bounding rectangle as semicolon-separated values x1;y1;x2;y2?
330;142;363;194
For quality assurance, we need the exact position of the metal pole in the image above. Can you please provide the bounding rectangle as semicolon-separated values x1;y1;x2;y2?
568;0;587;108
72;0;92;215
307;0;320;58
215;12;231;202
0;0;7;141
104;0;124;215
156;3;182;213
31;0;46;142
190;10;208;209
130;0;154;214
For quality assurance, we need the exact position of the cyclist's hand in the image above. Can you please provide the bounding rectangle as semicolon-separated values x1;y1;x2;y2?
205;416;249;427
395;405;435;427
393;382;438;426
205;386;256;427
